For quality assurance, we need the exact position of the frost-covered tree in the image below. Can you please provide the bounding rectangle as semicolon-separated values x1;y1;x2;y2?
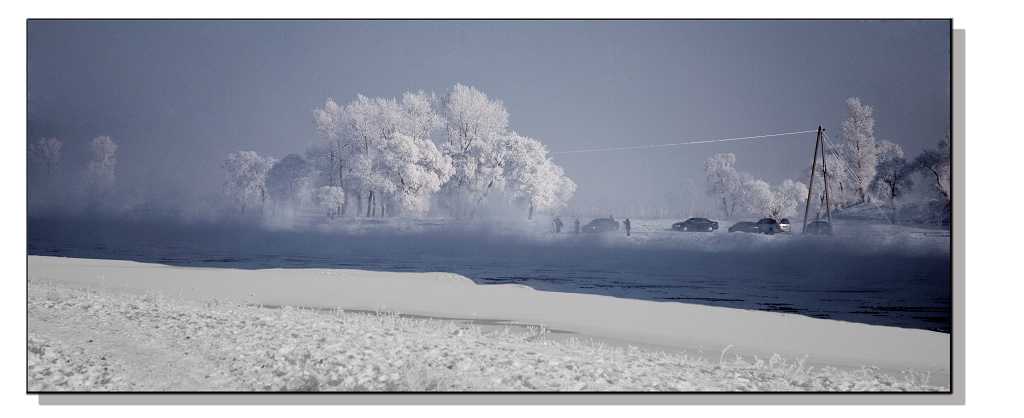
310;98;353;214
86;136;117;191
29;138;62;180
868;139;906;207
311;85;569;218
870;156;915;209
738;178;771;217
437;84;511;218
313;91;453;217
743;179;808;219
914;132;951;202
313;186;345;219
376;131;454;215
503;133;576;219
704;153;743;218
771;179;809;219
222;151;276;214
838;97;878;203
266;154;312;215
875;140;904;164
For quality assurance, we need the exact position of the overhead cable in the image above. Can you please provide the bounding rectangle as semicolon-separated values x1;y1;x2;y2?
550;130;819;154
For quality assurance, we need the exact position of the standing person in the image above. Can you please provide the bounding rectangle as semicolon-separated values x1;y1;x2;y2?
624;218;631;236
574;219;580;235
554;217;563;233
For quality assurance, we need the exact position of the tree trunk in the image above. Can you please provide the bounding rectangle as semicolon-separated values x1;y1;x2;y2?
366;191;374;218
469;180;494;220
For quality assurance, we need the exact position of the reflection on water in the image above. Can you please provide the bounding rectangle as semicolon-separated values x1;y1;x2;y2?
28;215;951;333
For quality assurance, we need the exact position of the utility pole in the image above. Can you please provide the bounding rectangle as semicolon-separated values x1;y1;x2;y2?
802;126;824;234
821;131;832;228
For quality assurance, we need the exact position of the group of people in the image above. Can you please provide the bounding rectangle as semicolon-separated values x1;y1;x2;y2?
553;216;632;236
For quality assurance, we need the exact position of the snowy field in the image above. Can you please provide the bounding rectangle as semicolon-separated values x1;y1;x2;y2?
28;212;951;333
27;256;950;391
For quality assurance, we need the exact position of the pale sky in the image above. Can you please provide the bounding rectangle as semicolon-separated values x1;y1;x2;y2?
27;19;951;214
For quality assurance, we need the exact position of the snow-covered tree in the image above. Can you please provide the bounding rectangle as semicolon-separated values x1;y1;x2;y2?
913;131;951;220
503;133;576;219
313;91;454;217
266;154;312;215
838;97;878;203
704;153;743;218
437;84;511;218
742;178;808;219
313;186;345;219
311;85;570;218
875;140;904;164
222;151;276;214
86;135;117;191
376;131;454;216
870;156;915;209
738;178;771;217
29;138;62;180
311;98;355;215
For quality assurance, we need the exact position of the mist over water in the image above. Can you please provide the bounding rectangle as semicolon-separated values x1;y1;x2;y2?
27;213;951;333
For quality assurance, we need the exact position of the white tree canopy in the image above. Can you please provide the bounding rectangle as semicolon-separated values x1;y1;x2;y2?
313;91;455;217
222;151;277;214
742;178;807;219
870;156;915;209
378;132;454;215
313;186;345;218
704;153;743;218
503;132;576;218
266;154;312;215
86;135;117;191
839;97;878;203
307;85;573;219
30;138;62;177
437;84;511;218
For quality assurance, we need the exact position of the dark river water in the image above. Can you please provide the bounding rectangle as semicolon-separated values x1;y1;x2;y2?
27;215;952;333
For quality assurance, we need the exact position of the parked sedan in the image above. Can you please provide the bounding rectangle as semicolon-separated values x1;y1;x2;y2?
755;218;789;235
728;221;761;233
672;217;719;232
805;220;833;236
582;218;620;233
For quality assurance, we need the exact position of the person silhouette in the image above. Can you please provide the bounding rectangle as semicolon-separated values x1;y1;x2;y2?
624;218;631;236
554;217;563;233
574;219;580;235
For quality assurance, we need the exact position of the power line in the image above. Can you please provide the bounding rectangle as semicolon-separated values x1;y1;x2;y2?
550;130;818;154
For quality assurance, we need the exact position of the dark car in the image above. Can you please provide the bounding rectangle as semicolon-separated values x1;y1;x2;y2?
755;218;788;235
728;221;761;233
582;218;620;233
672;217;719;232
805;220;833;236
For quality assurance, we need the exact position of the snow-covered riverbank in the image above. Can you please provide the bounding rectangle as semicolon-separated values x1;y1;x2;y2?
27;256;950;391
28;276;944;392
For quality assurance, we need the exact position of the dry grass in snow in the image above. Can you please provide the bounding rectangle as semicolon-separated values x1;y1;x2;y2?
28;278;943;392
